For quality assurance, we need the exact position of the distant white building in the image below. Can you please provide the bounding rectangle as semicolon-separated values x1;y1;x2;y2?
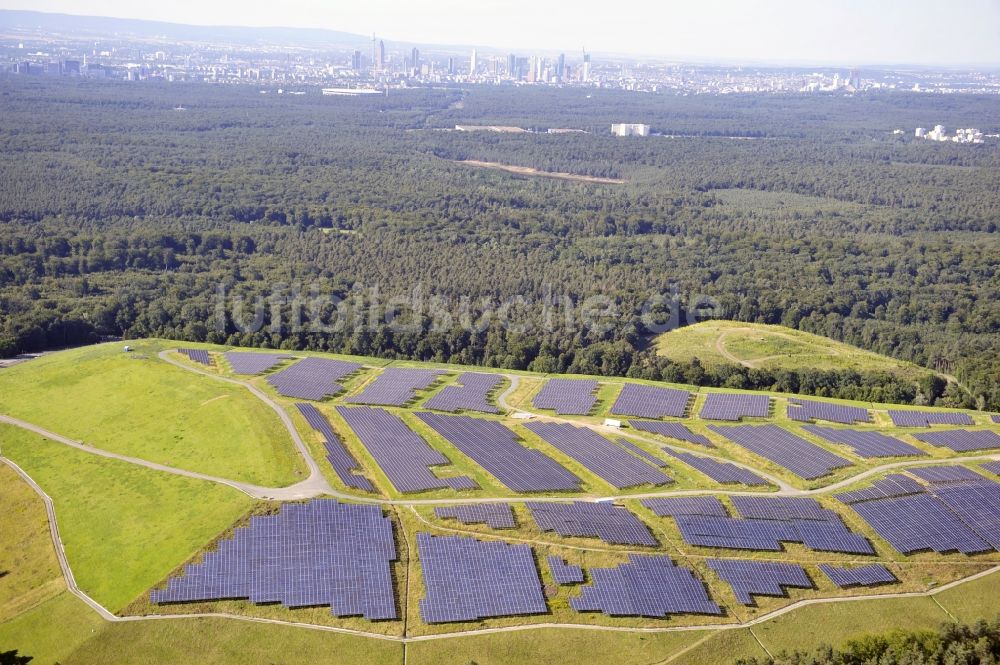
915;127;926;138
603;418;623;429
611;123;650;137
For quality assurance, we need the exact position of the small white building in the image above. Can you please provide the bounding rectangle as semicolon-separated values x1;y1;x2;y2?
611;123;650;137
915;127;926;138
511;412;534;420
603;418;623;429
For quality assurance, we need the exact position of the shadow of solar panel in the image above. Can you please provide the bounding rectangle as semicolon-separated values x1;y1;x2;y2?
707;559;813;606
836;474;925;504
819;564;897;588
266;357;363;400
531;378;599;415
523;422;672;489
802;425;926;458
345;367;445;406
699;393;770;421
609;384;692;419
983;461;1000;476
663;449;768;486
224;351;294;375
337;406;476;493
547;556;584;584
423;372;502;414
912;430;1000;452
616;439;669;467
417;533;547;623
296;403;374;492
178;348;211;365
888;410;975;427
434;504;517;529
571;556;721;617
910;466;986;485
642;497;729;518
628;420;713;447
847;493;992;554
708;424;853;479
787;398;870;425
150;501;397;619
525;502;657;546
416;413;582;492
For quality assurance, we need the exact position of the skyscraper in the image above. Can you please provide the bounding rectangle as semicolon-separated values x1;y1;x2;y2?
411;47;420;75
377;40;385;73
507;53;517;79
351;50;362;71
469;48;477;76
582;50;591;82
557;53;565;79
447;57;455;75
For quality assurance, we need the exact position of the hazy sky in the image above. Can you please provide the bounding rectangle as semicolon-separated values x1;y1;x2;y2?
4;0;1000;65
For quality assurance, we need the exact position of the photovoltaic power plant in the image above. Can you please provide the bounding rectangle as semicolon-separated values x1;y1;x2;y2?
547;556;584;584
628;420;713;446
434;504;517;529
150;501;397;619
911;429;1000;452
802;425;926;458
642;496;729;518
336;406;477;493
983;461;1000;475
224;351;293;375
423;372;502;414
909;465;985;485
887;410;975;427
609;384;691;418
707;559;813;606
525;502;657;546
295;403;374;492
616;439;669;467
708;424;853;479
571;556;721;618
345;367;443;406
531;378;599;415
524;422;673;488
730;496;840;521
178;348;211;365
266;357;363;400
416;413;582;492
663;449;769;486
993;416;1000;424
932;480;1000;550
836;474;925;504
699;393;770;421
787;398;870;424
417;533;547;623
819;564;897;589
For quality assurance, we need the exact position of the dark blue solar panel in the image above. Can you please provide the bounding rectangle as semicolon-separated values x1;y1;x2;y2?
993;416;1000;424
526;502;657;546
628;420;713;447
910;466;986;485
524;422;672;489
675;515;794;551
729;497;836;521
571;556;721;617
983;461;1000;476
699;393;770;421
707;559;813;606
266;357;363;400
933;480;1000;550
609;384;692;419
642;496;729;518
434;504;517;529
151;500;397;619
547;556;584;584
836;474;925;504
819;564;897;588
888;410;975;427
296;403;374;492
224;351;293;375
787;398;870;425
847;493;991;555
802;425;926;458
532;379;599;415
416;413;582;493
911;430;1000;452
663;449;769;486
616;439;669;467
417;533;547;623
345;367;444;406
423;372;502;414
708;424;853;479
337;406;476;493
178;348;211;365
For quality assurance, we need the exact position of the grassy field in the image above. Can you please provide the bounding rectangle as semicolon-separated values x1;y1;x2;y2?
655;320;931;380
0;341;305;486
0;592;106;665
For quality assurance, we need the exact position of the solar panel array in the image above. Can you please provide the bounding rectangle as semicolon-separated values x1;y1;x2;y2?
642;496;730;518
224;351;293;375
296;403;374;492
266;357;363;400
434;504;517;529
609;384;692;419
417;533;547;623
571;556;721;617
911;429;1000;453
616;439;669;467
525;502;657;547
708;424;853;479
802;425;926;458
628;420;713;447
178;348;211;365
909;465;985;485
547;556;584;584
983;461;1000;476
336;406;476;493
887;410;975;427
416;413;582;492
664;449;769;486
707;559;813;606
423;372;502;414
993;416;1000;424
345;367;444;406
787;398;870;424
699;393;770;421
151;500;397;619
835;474;925;504
730;496;838;521
931;480;1000;550
819;564;897;589
531;378;599;415
524;422;673;489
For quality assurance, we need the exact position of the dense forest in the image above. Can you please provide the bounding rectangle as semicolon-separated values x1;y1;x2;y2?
0;79;997;407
